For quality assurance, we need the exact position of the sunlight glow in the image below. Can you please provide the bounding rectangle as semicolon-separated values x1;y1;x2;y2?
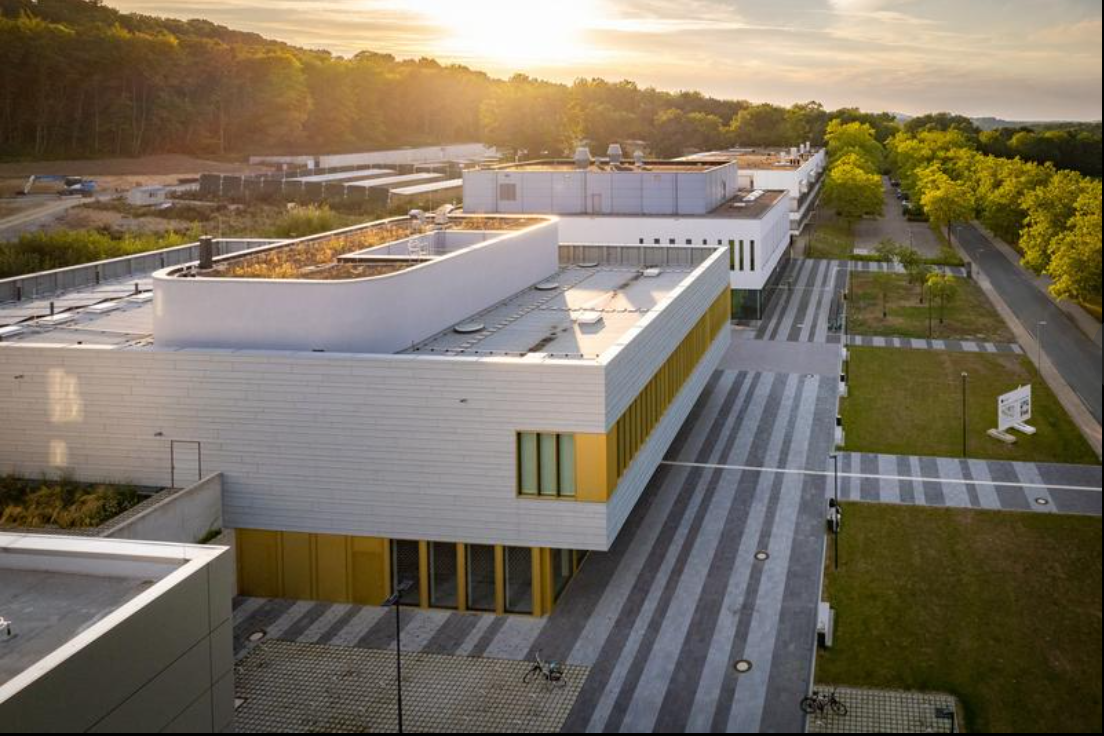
405;0;608;66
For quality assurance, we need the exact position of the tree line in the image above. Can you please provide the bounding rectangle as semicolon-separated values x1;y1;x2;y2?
889;129;1101;305
1;0;1099;183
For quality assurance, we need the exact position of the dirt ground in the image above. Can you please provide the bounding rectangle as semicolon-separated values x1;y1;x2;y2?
0;154;268;197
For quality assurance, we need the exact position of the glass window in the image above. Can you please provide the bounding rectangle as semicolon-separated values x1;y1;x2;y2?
538;433;558;496
466;544;496;612
518;433;538;495
750;240;756;271
553;547;574;601
728;239;736;270
429;541;458;609
390;539;420;605
738;240;745;271
505;547;533;614
558;435;576;497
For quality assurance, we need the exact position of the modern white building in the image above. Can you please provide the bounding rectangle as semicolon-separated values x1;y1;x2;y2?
679;145;827;234
0;534;233;732
0;213;729;617
462;153;792;318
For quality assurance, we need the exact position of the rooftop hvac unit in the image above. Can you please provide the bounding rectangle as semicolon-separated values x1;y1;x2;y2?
789;147;799;158
633;149;645;167
0;324;25;340
642;267;661;277
574;146;591;170
85;301;120;314
607;143;623;165
38;312;75;326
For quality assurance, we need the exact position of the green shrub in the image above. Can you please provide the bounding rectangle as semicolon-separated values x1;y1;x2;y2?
0;475;141;529
0;230;194;279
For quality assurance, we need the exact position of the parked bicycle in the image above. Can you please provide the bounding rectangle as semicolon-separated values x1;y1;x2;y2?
522;650;566;689
800;689;848;716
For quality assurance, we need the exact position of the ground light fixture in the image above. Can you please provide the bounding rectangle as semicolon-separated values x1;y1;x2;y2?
384;579;415;734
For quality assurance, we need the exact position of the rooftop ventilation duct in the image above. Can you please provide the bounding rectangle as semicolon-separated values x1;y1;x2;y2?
198;235;214;270
633;149;645;167
573;146;591;169
607;143;623;165
433;203;455;227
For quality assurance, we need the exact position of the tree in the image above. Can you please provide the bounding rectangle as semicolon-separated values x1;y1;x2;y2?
825;120;883;170
479;77;578;157
822;159;883;223
919;167;974;242
729;103;790;147
1046;180;1103;304
925;273;959;324
871;271;894;318
1019;170;1084;275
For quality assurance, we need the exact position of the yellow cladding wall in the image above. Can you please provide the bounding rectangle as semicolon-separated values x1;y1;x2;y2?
573;287;730;502
236;529;580;617
235;529;390;606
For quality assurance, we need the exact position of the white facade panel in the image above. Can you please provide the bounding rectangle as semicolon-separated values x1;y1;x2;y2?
152;219;559;354
641;173;677;215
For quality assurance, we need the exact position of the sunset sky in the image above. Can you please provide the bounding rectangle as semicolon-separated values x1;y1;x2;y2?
114;0;1102;120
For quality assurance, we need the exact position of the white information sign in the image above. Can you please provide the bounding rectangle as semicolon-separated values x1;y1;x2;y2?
998;384;1032;431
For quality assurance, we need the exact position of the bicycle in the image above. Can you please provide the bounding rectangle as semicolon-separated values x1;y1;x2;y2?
800;689;848;716
522;650;566;689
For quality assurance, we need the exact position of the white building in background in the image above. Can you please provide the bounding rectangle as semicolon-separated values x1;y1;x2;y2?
0;534;232;732
678;144;827;234
0;213;729;617
461;150;793;318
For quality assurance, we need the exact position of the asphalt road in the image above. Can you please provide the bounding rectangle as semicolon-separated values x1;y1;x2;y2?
952;222;1102;424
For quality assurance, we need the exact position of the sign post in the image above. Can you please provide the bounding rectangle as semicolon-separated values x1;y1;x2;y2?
998;384;1032;432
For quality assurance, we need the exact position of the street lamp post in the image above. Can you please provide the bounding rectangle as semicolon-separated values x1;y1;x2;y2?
830;453;840;570
960;371;968;457
927;283;933;339
384;579;414;733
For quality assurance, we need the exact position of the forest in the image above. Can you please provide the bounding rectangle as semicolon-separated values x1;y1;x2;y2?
3;0;1099;176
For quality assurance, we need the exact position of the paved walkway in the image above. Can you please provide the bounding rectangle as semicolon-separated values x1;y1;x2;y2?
846;334;1023;354
845;259;968;277
853;176;942;258
826;452;1102;516
755;258;847;343
806;686;959;733
951;222;1101;425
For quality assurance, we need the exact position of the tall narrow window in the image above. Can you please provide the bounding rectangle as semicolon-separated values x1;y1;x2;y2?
750;240;756;271
558;435;576;497
539;433;558;496
390;540;421;605
429;541;458;609
505;547;533;613
518;433;538;495
728;239;736;270
738;240;745;271
466;544;496;612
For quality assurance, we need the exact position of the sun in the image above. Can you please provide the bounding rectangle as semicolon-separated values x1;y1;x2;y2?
405;0;606;67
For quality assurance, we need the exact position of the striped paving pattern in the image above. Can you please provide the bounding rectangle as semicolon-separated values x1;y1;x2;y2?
828;452;1102;516
847;334;1024;354
755;259;847;344
232;366;841;733
846;260;968;277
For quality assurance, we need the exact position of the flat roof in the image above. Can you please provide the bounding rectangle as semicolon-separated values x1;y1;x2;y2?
406;262;700;360
678;148;821;171
390;178;463;195
345;172;443;189
287;168;394;183
486;159;729;174
0;533;221;692
708;189;788;219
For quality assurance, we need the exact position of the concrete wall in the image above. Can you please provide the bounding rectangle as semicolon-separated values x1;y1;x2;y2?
555;197;790;291
0;538;233;733
320;144;496;169
106;473;223;545
152;219;559;354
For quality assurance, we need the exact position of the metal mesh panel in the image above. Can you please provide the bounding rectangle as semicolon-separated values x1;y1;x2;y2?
391;540;420;605
430;541;458;609
504;547;533;614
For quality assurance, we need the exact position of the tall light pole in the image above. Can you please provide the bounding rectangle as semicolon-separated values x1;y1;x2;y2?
960;371;968;457
384;579;414;733
830;453;840;571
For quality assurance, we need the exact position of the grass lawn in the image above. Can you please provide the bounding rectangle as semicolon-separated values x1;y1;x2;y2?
848;272;1016;342
806;218;854;259
818;503;1102;733
841;346;1098;464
